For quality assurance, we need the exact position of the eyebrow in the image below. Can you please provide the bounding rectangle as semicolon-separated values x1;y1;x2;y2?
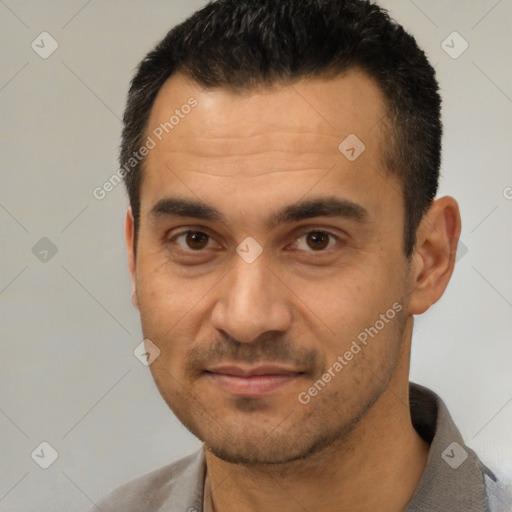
150;196;369;229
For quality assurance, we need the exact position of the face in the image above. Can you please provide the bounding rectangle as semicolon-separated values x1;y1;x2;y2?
127;69;415;465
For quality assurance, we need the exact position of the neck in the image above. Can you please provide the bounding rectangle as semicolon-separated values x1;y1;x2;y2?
204;323;429;512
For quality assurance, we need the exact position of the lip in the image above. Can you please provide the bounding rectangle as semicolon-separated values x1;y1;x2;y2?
205;365;304;396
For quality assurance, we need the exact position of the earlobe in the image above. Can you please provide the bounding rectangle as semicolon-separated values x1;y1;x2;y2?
125;208;139;311
408;196;461;315
132;290;139;310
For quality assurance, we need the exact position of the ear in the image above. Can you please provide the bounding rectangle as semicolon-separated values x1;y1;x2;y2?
125;208;139;310
408;196;461;315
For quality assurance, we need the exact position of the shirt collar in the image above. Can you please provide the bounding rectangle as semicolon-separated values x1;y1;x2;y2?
405;382;493;511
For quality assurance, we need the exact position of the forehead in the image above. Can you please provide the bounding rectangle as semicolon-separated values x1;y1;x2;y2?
146;68;387;150
139;69;400;226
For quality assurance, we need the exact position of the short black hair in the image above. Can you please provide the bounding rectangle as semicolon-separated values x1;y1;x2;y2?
121;0;441;257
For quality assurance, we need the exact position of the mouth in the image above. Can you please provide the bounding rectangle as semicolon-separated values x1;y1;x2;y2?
204;364;305;396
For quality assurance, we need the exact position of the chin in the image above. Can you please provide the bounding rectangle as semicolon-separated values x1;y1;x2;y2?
204;440;311;465
201;420;349;466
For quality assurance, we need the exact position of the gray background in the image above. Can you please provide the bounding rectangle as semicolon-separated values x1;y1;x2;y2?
0;1;511;511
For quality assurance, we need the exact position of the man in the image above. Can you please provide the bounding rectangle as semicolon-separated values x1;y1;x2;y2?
91;1;510;511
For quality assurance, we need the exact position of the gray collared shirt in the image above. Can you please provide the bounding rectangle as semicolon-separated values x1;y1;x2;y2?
89;383;511;511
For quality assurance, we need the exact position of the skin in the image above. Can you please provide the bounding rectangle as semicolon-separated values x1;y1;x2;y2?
125;69;461;512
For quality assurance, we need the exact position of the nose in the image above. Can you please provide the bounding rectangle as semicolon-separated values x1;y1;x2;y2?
210;254;292;343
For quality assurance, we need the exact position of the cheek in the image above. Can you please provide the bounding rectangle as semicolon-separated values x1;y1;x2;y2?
136;256;187;312
134;261;214;366
301;268;392;325
305;269;406;365
304;309;406;416
135;261;187;345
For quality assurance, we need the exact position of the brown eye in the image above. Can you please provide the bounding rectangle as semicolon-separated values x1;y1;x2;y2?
185;232;209;250
306;231;330;251
173;231;213;251
292;230;338;252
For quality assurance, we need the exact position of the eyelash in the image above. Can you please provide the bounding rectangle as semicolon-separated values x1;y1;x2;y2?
168;228;340;253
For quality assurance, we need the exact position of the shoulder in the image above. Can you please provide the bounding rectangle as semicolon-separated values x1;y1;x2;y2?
86;448;205;512
407;383;510;511
484;472;512;512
